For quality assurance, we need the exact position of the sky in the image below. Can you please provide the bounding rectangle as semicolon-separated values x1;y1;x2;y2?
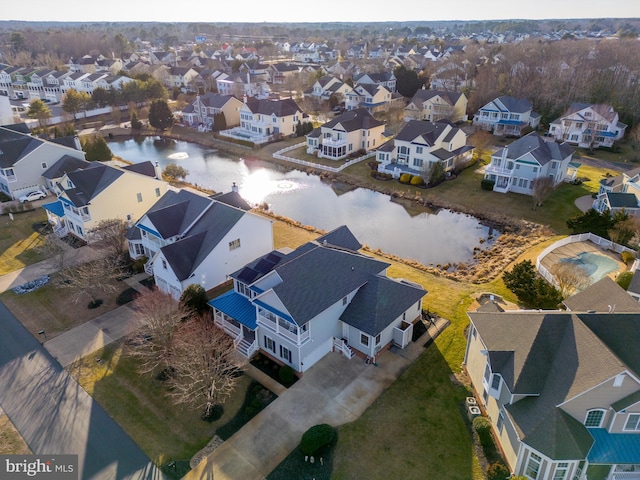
2;0;640;24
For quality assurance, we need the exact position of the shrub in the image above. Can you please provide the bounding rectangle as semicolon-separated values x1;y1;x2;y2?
370;170;378;178
486;462;510;480
473;416;493;448
410;175;424;186
180;283;209;315
300;424;335;456
131;256;148;274
617;271;633;290
399;173;413;184
621;250;636;265
279;365;295;385
481;179;495;191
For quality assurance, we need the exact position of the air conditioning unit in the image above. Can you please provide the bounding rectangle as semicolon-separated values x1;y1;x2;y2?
466;396;477;408
467;406;481;422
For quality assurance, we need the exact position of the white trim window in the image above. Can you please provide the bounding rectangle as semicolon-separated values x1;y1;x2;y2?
360;333;369;347
553;462;569;480
584;409;605;428
525;451;542;479
624;413;640;431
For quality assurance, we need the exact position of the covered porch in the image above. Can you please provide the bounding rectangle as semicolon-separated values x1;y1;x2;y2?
209;291;259;358
43;200;69;237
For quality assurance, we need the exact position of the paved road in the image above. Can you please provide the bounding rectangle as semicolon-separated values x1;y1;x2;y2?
0;301;164;480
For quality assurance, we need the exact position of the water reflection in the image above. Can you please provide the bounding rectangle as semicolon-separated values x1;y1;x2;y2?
108;136;497;265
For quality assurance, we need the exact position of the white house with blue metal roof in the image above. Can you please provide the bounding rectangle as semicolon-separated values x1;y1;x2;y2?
210;226;426;372
473;95;541;137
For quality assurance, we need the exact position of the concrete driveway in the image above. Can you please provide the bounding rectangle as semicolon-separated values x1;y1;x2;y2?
187;319;448;480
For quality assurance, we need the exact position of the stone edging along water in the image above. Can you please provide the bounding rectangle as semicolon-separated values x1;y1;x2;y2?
102;128;552;284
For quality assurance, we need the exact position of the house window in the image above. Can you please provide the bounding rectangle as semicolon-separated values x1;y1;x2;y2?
229;238;241;250
624;414;640;431
497;409;505;433
133;243;144;256
375;334;381;345
491;374;501;391
342;296;348;305
136;192;143;202
584;409;605;427
155;187;161;197
279;345;292;363
264;336;276;353
553;462;569;480
525;452;542;479
416;146;423;154
360;333;369;347
413;158;423;168
482;388;489;405
533;167;538;173
41;162;47;169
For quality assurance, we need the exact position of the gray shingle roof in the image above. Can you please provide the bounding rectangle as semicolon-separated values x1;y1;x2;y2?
122;161;157;178
563;277;640;313
410;89;462;108
244;98;301;117
394;119;453;145
341;275;425;336
504;132;573;166
606;192;639;209
143;189;211;239
470;311;639;460
495;95;533;113
315;225;362;251
321;108;383;133
64;163;124;207
42;155;90;179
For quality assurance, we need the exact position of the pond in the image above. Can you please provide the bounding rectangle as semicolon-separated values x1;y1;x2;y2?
108;136;498;266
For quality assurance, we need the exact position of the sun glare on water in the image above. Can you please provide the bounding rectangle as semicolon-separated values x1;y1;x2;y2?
239;169;301;205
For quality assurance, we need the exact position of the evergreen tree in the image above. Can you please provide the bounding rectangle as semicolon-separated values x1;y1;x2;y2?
148;99;174;131
82;135;113;161
130;111;143;130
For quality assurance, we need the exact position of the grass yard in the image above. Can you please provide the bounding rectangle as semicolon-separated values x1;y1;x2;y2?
68;341;253;466
0;209;49;275
342;160;610;234
0;414;31;455
0;273;135;339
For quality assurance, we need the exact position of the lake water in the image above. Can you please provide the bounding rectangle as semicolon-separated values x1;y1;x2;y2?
108;136;497;265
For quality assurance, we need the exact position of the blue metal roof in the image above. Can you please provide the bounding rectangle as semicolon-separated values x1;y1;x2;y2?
42;200;65;217
137;223;161;238
208;291;257;330
587;428;640;464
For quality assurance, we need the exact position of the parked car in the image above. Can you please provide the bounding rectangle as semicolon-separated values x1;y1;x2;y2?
19;190;47;203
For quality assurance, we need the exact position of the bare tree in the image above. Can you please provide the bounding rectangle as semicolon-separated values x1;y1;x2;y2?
531;176;556;209
550;263;591;299
127;288;187;375
469;130;494;163
59;257;121;308
167;316;245;418
89;218;129;263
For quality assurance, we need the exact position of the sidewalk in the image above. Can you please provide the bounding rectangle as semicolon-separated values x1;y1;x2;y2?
0;242;101;294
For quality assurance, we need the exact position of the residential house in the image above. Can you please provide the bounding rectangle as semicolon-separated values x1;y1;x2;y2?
473;95;541;136
68;55;102;74
42;155;90;193
220;98;304;145
44;161;167;242
182;93;243;131
210;226;426;371
548;103;627;149
265;63;300;84
148;51;178;65
165;66;199;90
464;309;640;480
344;83;400;113
593;166;640;215
353;72;397;93
95;58;123;75
563;277;640;313
483;132;576;195
304;75;352;102
216;72;270;99
306;108;385;160
127;187;273;299
376;120;473;179
0;124;85;199
404;89;468;123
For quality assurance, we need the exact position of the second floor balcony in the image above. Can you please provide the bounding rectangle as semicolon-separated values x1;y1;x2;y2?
322;136;347;148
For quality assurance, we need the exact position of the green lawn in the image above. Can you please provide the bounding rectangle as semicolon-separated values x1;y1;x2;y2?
342;160;609;235
0;209;49;275
68;341;253;466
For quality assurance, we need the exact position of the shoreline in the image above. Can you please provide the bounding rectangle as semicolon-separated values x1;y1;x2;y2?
100;127;555;283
